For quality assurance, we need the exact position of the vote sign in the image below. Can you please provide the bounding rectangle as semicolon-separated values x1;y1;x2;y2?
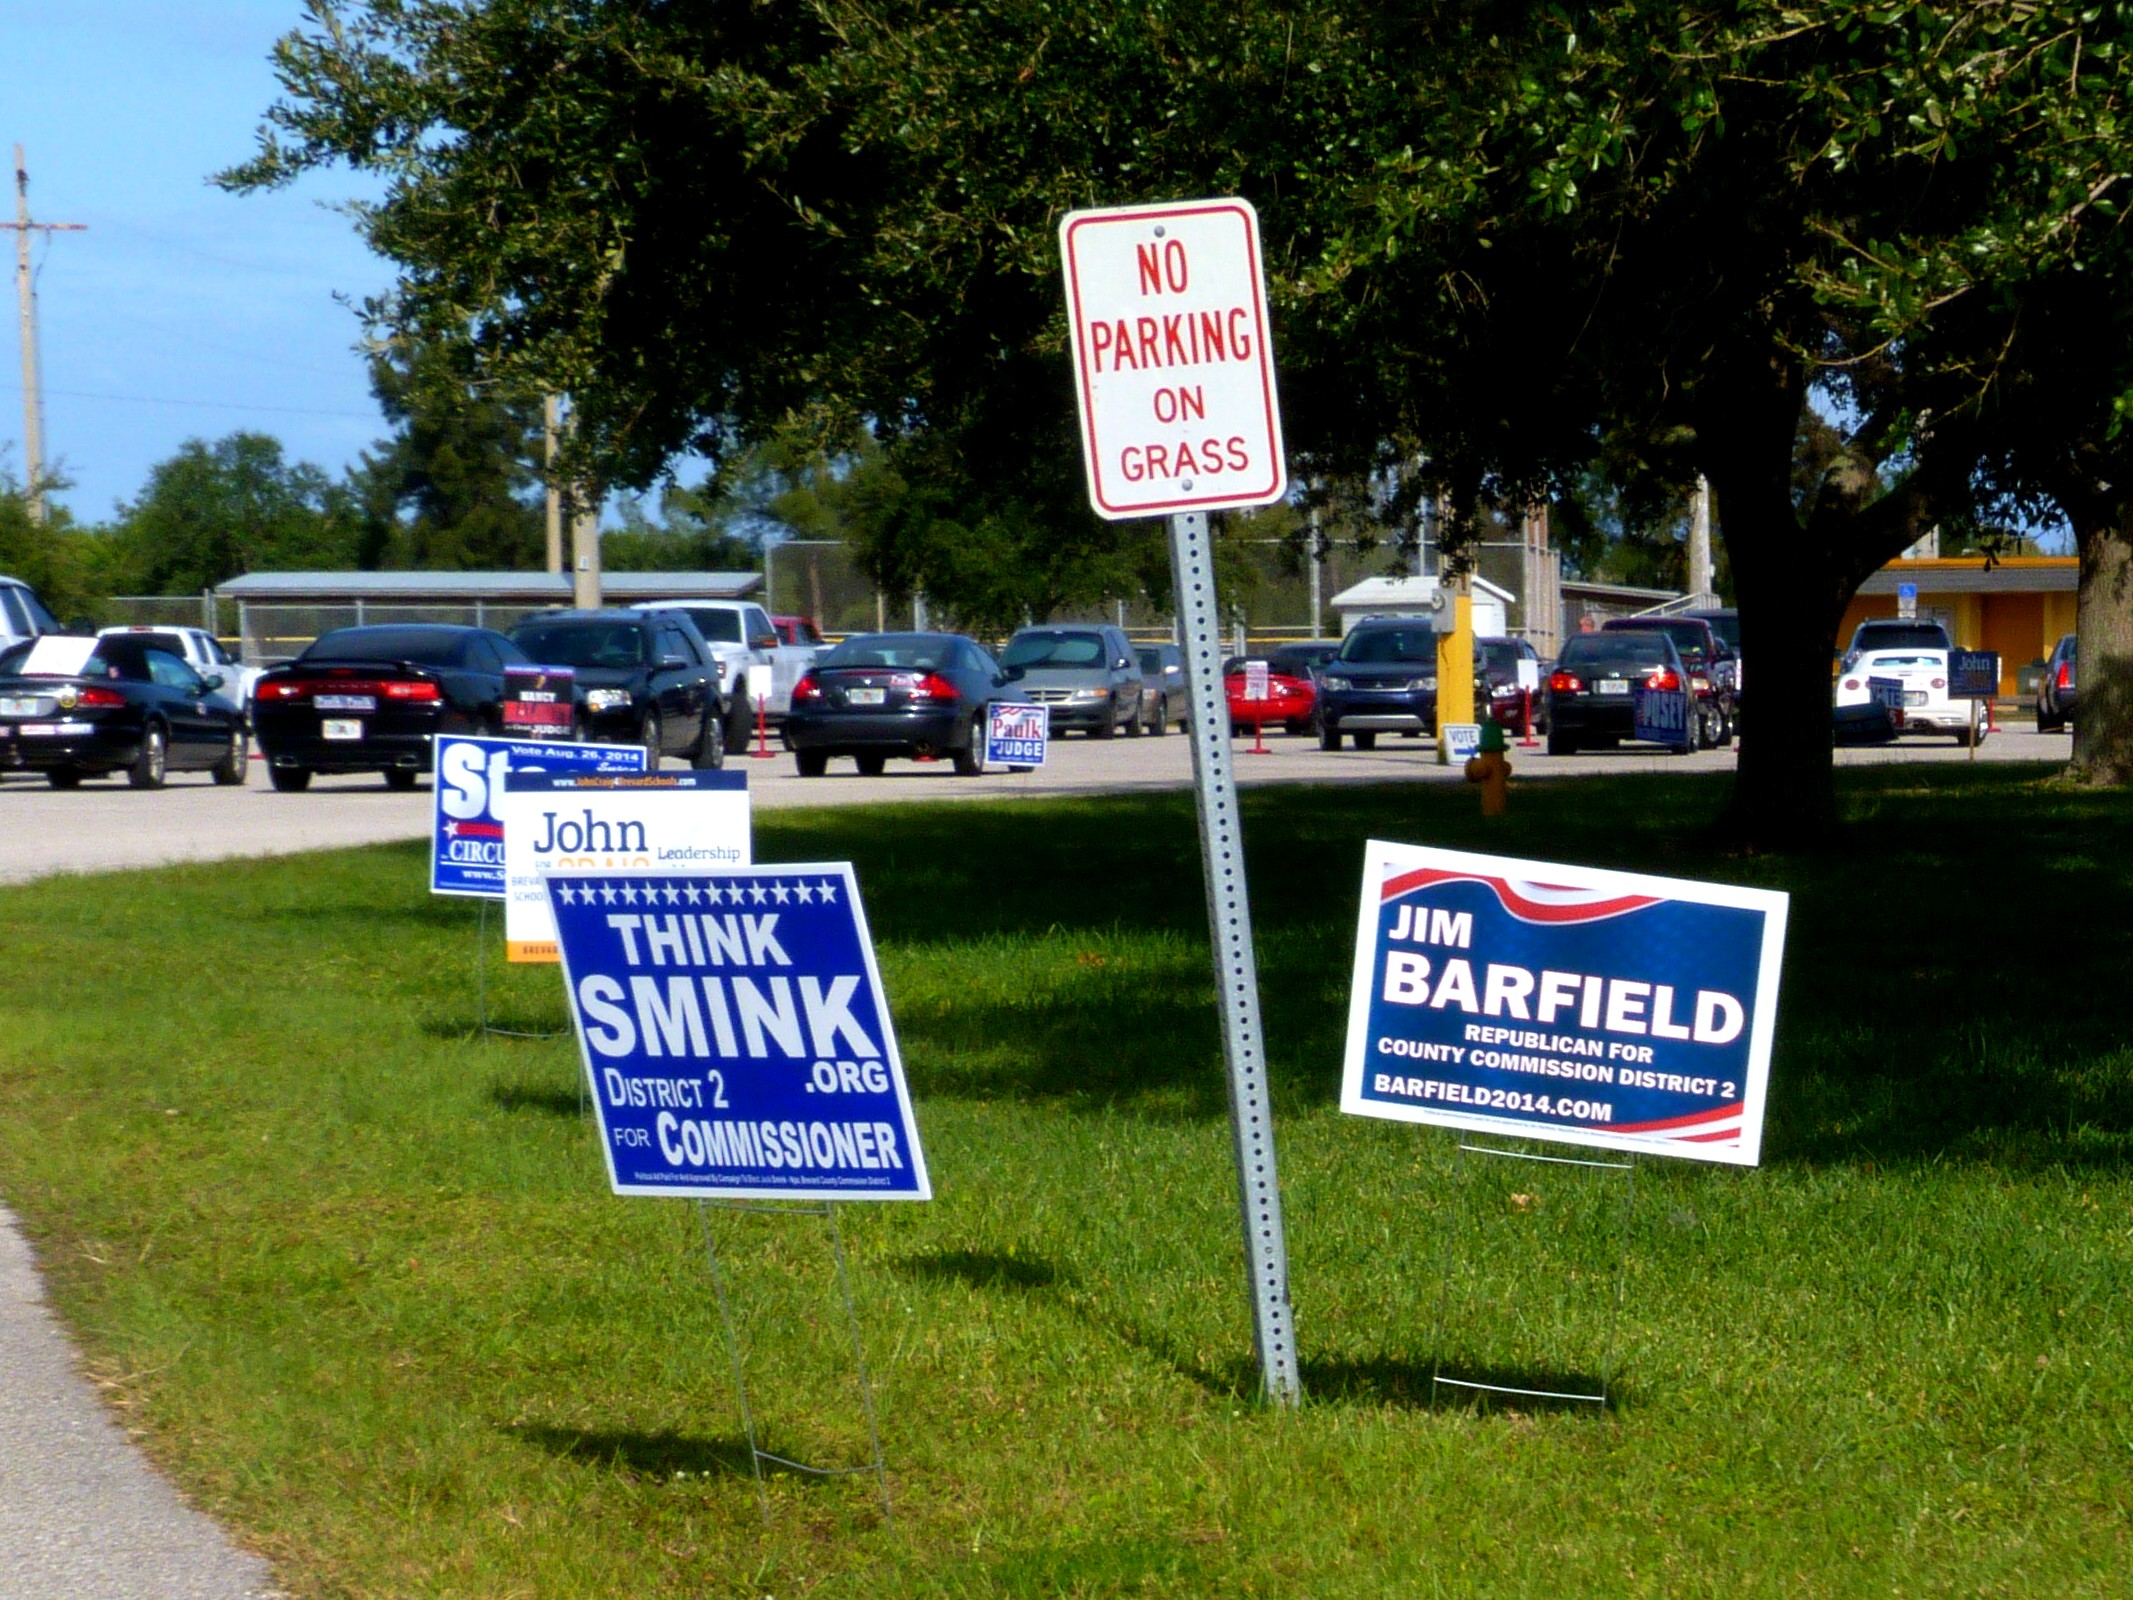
546;864;930;1201
1633;683;1692;750
431;734;647;898
1342;841;1788;1166
1948;649;2000;699
501;771;751;961
986;702;1049;768
1060;197;1287;520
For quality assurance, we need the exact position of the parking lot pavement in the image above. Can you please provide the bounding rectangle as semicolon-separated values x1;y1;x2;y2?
0;728;2073;886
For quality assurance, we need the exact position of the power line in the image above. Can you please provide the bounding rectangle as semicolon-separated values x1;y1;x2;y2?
0;382;376;421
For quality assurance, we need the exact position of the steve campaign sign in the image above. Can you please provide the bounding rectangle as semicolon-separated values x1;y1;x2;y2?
431;734;647;898
545;864;929;1201
1342;842;1787;1165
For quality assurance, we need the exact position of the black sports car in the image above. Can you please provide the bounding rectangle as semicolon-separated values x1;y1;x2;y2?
252;624;530;791
506;610;728;768
0;633;248;788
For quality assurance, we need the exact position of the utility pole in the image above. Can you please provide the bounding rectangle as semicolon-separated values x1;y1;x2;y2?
543;395;564;574
5;146;85;524
1688;475;1715;606
571;487;602;609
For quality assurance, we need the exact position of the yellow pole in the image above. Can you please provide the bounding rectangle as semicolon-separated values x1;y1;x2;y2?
1437;588;1476;726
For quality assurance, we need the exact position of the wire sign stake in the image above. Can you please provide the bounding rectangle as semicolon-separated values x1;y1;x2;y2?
1061;197;1299;1405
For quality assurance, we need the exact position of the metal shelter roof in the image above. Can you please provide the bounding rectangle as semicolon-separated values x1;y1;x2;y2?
213;570;762;602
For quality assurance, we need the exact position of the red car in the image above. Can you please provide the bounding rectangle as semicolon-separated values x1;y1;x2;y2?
773;615;826;648
1224;657;1318;734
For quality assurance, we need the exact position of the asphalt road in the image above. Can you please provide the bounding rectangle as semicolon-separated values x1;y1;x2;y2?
0;723;2073;886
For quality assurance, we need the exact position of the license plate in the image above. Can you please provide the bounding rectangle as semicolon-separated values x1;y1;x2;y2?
1903;690;1927;707
322;718;365;741
847;687;887;706
1597;678;1629;696
0;696;42;716
315;694;376;712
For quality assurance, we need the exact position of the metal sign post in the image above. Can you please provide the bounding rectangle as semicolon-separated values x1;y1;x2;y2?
1169;510;1300;1405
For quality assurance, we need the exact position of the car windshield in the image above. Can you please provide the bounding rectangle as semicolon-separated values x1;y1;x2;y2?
1857;623;1949;650
1560;634;1673;669
1607;621;1708;661
677;607;744;644
111;631;191;660
1339;627;1434;664
306;627;472;667
1860;652;1942;669
1002;631;1107;669
510;622;647;669
1476;641;1523;673
1137;648;1165;673
1697;614;1741;650
821;635;950;671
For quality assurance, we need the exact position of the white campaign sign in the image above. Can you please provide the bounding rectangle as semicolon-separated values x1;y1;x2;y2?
1059;197;1287;519
1245;660;1271;700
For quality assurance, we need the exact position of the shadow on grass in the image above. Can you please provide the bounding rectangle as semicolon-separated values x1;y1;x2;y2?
890;1247;1066;1291
488;1082;582;1118
507;1425;762;1482
1304;1352;1631;1416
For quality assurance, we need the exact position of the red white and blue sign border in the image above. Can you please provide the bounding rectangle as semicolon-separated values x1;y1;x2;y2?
1340;840;1788;1167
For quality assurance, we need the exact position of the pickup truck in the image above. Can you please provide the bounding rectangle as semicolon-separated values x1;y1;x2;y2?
631;599;820;740
97;625;263;712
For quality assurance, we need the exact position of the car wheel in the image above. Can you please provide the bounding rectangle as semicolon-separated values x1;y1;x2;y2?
953;714;985;776
267;764;313;792
638;708;664;769
128;722;169;790
1319;723;1343;751
795;750;828;778
1695;703;1722;750
383;766;420;791
1954;725;1977;748
1352;731;1378;751
1714;708;1735;749
211;729;248;785
692;712;725;769
1125;700;1144;737
725;689;753;751
2038;702;2062;733
1149;695;1169;736
1546;732;1578;756
856;753;888;776
46;766;82;790
1093;709;1116;739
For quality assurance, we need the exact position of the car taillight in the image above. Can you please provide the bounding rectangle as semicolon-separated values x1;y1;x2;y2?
1549;670;1583;693
791;673;822;704
1930;677;1946;690
76;686;126;707
908;673;960;702
256;679;306;701
2058;662;2073;689
1645;668;1681;691
1842;678;1861;691
382;680;439;701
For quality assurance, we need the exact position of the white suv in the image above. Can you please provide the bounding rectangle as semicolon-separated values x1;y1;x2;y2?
631;599;819;739
0;576;62;649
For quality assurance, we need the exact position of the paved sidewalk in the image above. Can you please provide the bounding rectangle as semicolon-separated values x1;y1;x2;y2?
0;1206;280;1599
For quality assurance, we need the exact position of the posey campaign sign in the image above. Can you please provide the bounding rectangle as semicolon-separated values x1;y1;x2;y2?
500;771;751;961
545;864;929;1201
431;735;647;898
1342;841;1787;1165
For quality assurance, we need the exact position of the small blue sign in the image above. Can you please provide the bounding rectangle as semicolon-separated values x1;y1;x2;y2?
1342;842;1789;1166
986;702;1049;768
1948;649;2000;698
1632;684;1692;749
546;864;931;1201
1897;581;1919;616
431;734;647;897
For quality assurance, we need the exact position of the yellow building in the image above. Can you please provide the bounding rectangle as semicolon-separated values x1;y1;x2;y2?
1839;557;2077;697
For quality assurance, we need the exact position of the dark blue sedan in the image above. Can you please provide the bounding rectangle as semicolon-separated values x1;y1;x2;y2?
0;634;248;788
785;632;1005;776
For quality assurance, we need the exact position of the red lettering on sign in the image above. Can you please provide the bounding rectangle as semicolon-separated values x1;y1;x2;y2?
1227;436;1251;470
1200;310;1228;361
1152;386;1207;424
1109;319;1137;370
1090;321;1114;369
1136;243;1163;295
1228;307;1254;360
1136;318;1161;367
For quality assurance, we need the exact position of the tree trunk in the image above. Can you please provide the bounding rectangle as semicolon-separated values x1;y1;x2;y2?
2067;510;2133;784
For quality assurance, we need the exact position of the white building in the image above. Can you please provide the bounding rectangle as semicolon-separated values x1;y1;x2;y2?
1327;575;1514;639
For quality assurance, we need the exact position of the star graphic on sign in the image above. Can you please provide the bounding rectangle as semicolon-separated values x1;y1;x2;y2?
750;883;770;905
620;883;640;905
557;883;578;905
817;879;838;903
682;882;702;905
795;882;815;904
599;883;618;905
770;881;791;904
704;882;724;906
663;883;681;905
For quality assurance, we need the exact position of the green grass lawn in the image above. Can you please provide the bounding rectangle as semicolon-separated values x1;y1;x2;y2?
2;767;2130;1597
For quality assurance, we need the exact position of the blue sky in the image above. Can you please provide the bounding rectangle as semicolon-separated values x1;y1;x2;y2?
7;3;394;523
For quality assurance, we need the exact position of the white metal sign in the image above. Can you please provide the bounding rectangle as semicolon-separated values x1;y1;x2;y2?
1059;198;1287;520
1244;660;1270;701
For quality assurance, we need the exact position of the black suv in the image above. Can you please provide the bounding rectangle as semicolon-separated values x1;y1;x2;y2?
507;609;728;767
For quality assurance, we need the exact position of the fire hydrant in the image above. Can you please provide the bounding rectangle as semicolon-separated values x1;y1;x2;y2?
1464;721;1512;816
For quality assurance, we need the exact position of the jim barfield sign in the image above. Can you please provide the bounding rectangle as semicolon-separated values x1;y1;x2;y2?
1341;842;1788;1165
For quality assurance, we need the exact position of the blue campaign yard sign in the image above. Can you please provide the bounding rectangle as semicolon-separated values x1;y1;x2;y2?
431;734;647;897
1341;841;1788;1166
986;702;1049;768
1632;684;1691;750
546;863;931;1201
1948;649;2001;698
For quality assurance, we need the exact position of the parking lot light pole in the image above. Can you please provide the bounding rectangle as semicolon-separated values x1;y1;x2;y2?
1167;509;1302;1409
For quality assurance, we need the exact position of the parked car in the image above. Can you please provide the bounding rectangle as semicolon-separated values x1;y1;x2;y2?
773;615;827;648
632;598;815;739
784;631;1004;776
1545;630;1695;755
1685;606;1742;725
1600;618;1735;747
1475;636;1548;734
1224;656;1318;735
1842;617;1952;671
998;624;1144;737
1269;640;1341;680
509;610;728;769
0;633;247;789
253;624;531;791
1834;646;1980;744
1136;642;1185;733
2037;633;2077;731
1315;619;1439;749
0;575;62;651
97;625;261;715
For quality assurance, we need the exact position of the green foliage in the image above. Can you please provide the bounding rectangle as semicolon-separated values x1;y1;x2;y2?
104;433;358;593
601;484;757;573
0;477;109;621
